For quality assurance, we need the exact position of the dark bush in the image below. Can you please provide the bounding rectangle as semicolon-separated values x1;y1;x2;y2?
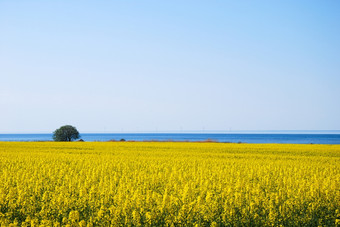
53;125;80;142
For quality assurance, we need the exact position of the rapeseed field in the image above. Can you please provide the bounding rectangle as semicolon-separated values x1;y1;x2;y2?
0;142;339;226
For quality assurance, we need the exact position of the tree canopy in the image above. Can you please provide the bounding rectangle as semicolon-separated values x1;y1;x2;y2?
53;125;80;142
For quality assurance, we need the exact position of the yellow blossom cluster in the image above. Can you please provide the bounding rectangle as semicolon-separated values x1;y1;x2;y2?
0;142;339;226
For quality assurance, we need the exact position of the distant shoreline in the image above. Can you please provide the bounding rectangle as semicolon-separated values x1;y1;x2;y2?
1;133;340;144
1;130;340;134
1;140;339;146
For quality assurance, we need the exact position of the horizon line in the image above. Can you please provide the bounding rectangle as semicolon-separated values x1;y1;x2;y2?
1;130;340;134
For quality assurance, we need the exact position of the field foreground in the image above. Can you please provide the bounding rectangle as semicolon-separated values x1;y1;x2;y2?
0;142;339;226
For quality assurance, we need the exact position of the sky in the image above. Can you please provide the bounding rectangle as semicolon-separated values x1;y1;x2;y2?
0;0;339;133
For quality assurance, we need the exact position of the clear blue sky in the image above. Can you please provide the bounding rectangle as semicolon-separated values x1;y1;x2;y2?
1;0;339;133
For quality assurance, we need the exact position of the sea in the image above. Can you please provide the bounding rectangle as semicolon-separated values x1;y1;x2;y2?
0;131;340;144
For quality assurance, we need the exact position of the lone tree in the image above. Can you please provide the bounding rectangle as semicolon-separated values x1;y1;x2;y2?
53;125;80;141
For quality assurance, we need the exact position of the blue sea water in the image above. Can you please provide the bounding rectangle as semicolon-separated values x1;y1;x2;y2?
0;133;340;144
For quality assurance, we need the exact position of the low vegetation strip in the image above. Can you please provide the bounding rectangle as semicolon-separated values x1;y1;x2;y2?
0;142;339;226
